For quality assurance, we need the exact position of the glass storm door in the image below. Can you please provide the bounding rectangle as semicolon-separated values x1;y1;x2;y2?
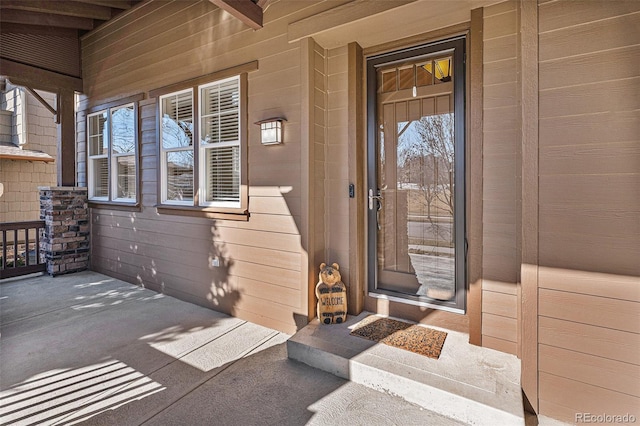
366;38;465;312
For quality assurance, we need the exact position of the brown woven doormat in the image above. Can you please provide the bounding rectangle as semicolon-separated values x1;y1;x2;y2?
350;316;447;359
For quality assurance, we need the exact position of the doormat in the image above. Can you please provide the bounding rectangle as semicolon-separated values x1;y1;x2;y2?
350;316;447;359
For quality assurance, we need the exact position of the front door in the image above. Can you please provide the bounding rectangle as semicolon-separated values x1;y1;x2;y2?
367;37;466;312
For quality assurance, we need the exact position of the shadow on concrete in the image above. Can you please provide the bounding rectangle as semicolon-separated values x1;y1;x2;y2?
1;271;455;425
0;271;302;425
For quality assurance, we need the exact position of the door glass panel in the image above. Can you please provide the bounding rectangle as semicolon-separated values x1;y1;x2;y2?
381;70;396;92
398;66;414;90
376;57;456;301
434;57;452;83
416;63;433;86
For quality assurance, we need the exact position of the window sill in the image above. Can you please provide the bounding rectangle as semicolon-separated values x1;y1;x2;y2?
155;205;250;221
89;201;141;212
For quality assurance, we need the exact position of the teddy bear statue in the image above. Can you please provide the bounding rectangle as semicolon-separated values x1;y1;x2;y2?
315;262;347;324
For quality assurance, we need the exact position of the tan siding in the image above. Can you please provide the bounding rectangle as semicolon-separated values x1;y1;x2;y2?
325;46;350;276
539;316;640;366
537;2;640;419
483;279;517;295
482;313;517;343
481;1;519;354
539;344;640;398
482;335;518;355
482;0;515;17
540;141;640;176
539;110;639;148
540;78;639;119
540;289;640;334
539;45;640;91
538;0;640;33
539;267;640;302
539;373;640;421
80;0;324;334
482;290;517;319
539;11;640;62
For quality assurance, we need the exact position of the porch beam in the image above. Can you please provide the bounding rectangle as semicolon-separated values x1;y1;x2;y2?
0;0;112;20
71;0;135;10
0;9;95;31
57;89;76;187
209;0;263;30
0;59;83;93
23;86;58;122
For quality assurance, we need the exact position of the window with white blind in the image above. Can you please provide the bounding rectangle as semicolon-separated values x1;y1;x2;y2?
159;74;246;212
199;77;240;207
87;103;137;203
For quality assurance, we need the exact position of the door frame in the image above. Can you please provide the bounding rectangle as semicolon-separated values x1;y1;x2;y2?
365;36;467;313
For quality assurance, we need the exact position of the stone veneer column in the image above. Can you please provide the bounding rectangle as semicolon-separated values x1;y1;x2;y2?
39;187;90;276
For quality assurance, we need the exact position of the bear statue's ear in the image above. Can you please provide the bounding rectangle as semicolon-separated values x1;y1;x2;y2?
320;262;326;270
332;263;339;270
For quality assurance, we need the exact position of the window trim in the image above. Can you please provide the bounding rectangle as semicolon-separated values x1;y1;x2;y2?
156;71;249;217
86;101;139;206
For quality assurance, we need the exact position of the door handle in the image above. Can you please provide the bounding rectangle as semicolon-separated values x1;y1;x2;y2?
368;188;382;210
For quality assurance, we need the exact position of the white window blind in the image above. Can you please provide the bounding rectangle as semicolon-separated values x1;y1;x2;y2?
200;77;240;206
204;146;240;203
91;157;109;198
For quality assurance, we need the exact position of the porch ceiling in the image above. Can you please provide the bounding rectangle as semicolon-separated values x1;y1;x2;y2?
0;0;266;91
0;0;144;34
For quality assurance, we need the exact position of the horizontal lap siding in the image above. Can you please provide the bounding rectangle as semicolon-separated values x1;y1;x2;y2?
79;0;328;334
537;0;640;421
481;1;519;355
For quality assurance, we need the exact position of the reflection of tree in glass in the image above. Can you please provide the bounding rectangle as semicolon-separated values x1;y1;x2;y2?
162;115;194;200
162;115;193;149
166;163;193;201
398;113;454;220
111;107;136;154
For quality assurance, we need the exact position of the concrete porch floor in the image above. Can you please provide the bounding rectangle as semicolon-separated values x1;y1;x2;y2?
0;271;471;426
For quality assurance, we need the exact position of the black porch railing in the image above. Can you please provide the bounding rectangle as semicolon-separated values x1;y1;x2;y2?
0;220;46;279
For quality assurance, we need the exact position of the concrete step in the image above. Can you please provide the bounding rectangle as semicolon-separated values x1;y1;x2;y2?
287;312;525;426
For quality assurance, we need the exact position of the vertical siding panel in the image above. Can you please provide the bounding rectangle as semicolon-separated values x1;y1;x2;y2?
481;1;519;354
326;46;349;276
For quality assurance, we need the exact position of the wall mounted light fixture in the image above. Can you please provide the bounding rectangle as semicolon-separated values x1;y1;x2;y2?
255;117;286;145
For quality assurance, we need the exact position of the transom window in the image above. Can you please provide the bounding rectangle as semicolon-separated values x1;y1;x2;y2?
159;75;245;210
87;104;137;202
380;56;453;93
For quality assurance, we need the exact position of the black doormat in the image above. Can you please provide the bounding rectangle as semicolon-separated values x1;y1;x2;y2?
350;316;447;359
